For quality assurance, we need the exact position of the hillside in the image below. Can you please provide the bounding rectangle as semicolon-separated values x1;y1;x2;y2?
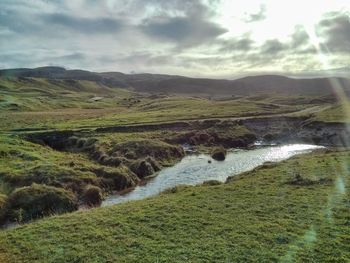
1;67;349;97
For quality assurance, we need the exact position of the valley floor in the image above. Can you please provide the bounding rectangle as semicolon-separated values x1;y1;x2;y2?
0;150;349;262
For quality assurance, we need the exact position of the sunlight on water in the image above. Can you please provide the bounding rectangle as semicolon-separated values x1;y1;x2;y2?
102;144;324;206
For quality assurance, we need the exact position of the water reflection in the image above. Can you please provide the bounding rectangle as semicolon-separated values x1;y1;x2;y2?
102;144;324;206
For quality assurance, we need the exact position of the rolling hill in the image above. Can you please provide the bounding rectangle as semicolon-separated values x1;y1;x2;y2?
1;66;349;97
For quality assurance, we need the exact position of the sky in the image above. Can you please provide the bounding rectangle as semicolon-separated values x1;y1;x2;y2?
0;0;349;78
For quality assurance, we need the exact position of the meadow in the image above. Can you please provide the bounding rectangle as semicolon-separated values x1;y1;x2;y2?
0;150;348;262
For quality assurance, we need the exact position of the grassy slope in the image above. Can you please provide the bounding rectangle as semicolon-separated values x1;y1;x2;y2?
65;97;302;128
0;135;96;192
0;77;133;111
0;150;348;262
313;101;350;123
0;77;325;131
0;96;313;131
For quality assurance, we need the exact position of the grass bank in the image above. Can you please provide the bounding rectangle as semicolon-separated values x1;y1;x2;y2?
0;150;348;262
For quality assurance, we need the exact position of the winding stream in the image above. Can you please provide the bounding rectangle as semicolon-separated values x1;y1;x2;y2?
102;144;324;206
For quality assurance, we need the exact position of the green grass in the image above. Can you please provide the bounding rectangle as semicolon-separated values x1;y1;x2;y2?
0;134;138;206
0;135;97;182
313;101;350;123
0;77;318;131
0;77;134;111
0;150;348;262
0;75;349;262
0;97;308;131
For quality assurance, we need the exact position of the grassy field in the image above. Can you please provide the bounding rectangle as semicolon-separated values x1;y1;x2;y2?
313;100;350;123
0;77;133;111
0;77;332;131
0;96;311;131
0;150;348;262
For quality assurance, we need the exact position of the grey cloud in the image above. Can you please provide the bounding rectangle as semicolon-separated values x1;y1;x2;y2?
139;0;227;48
0;51;88;69
219;36;254;52
40;13;124;34
317;12;350;53
0;9;35;34
0;1;124;35
99;52;173;67
56;53;86;61
140;15;226;46
260;39;286;55
289;26;317;54
243;5;266;23
290;26;309;48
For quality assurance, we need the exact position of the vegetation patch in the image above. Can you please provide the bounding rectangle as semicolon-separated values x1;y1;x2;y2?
109;139;185;165
82;185;103;207
5;184;78;223
0;151;348;262
286;172;333;186
167;122;256;148
92;166;139;191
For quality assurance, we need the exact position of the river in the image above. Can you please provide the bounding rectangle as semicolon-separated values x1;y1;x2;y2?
102;144;324;206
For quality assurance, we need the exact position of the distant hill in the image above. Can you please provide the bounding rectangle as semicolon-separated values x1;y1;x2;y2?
1;66;349;97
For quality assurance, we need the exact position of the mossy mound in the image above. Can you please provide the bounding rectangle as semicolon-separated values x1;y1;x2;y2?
5;184;78;222
145;156;162;172
82;185;103;207
98;156;123;167
3;164;97;189
211;147;227;161
109;139;184;163
130;160;153;178
93;166;139;191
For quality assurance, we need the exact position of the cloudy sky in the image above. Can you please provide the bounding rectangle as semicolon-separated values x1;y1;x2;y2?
0;0;349;77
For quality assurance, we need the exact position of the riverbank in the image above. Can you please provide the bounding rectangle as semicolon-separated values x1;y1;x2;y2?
0;111;348;226
0;149;348;262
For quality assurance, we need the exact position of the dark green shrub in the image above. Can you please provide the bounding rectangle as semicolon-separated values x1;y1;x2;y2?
82;185;103;207
6;184;78;222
